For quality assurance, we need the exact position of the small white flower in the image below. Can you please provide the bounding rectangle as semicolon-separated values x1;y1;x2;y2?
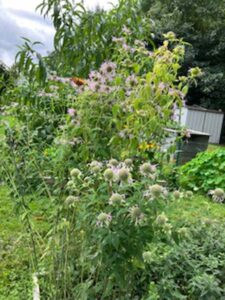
96;212;112;227
129;206;144;225
209;188;225;203
109;193;125;205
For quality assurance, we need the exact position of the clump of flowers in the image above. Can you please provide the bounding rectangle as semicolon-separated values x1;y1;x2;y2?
150;184;164;197
155;212;168;226
209;188;225;203
96;212;112;227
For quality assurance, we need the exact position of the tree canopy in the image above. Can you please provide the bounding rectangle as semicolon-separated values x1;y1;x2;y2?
142;0;225;110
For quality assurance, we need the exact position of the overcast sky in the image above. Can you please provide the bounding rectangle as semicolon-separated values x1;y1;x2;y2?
0;0;118;66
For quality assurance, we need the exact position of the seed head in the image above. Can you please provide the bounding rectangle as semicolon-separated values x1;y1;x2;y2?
173;190;181;199
186;190;193;198
124;158;133;167
118;168;130;182
214;188;224;197
150;184;164;197
155;212;168;225
91;165;101;173
109;193;123;205
104;168;114;181
70;168;81;178
65;195;79;206
109;159;119;167
140;163;152;174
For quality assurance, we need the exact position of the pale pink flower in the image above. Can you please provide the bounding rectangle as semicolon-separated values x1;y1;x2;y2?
67;108;76;116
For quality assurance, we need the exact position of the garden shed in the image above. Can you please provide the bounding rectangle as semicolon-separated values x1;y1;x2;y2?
178;105;224;144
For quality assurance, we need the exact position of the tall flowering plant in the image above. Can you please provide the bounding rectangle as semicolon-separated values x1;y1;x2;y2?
41;158;186;299
53;31;199;167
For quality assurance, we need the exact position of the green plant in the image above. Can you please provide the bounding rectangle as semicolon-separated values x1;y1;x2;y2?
40;158;181;299
143;222;225;299
45;33;197;182
35;0;151;78
180;148;225;193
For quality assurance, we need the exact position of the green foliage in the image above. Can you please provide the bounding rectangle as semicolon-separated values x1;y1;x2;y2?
180;149;225;192
35;0;151;77
40;158;178;299
46;34;191;180
141;0;225;110
144;222;225;299
15;38;47;86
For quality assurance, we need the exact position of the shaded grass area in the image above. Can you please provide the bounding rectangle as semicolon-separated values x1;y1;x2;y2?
165;195;225;226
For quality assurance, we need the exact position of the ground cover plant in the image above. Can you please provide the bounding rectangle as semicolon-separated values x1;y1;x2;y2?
180;148;225;193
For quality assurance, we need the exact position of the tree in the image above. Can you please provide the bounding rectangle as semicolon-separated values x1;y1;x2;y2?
141;0;225;111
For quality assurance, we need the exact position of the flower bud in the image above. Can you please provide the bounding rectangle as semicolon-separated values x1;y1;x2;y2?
173;190;181;199
70;168;81;178
214;188;224;197
109;193;123;205
124;158;133;167
118;168;130;182
104;168;114;181
185;190;193;198
155;212;168;225
109;159;119;167
65;195;79;206
150;184;163;197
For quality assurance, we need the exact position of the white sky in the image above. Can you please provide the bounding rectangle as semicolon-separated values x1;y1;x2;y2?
0;0;118;65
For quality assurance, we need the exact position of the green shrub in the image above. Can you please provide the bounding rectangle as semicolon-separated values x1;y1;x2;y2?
179;149;225;193
144;222;225;299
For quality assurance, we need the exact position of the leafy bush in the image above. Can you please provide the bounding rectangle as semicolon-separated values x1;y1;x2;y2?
180;148;225;193
144;222;225;299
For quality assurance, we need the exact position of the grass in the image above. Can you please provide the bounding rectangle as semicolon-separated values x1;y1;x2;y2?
207;143;225;152
165;194;225;226
0;186;33;300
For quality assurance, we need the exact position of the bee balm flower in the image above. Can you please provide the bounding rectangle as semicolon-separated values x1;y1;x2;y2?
96;212;112;227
